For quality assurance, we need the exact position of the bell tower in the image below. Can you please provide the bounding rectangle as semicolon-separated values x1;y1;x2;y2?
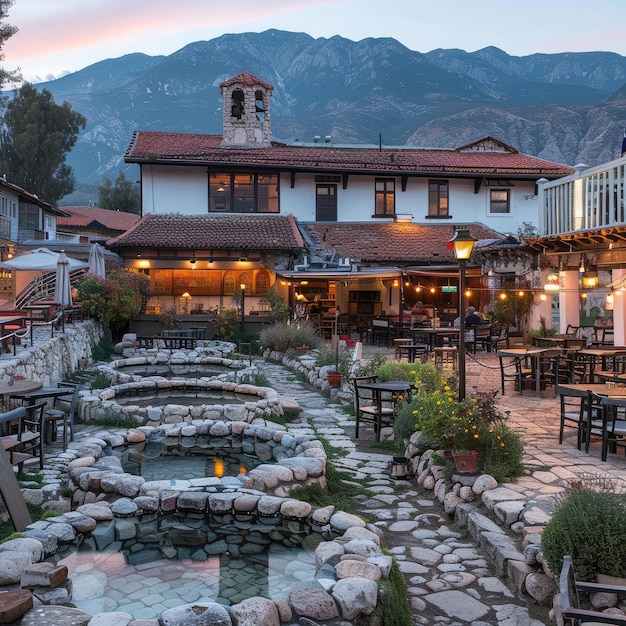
220;72;273;148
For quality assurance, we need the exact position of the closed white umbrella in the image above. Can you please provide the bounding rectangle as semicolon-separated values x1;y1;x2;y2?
54;252;72;308
88;243;106;278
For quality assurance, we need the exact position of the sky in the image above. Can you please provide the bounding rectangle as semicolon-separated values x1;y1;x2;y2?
3;0;626;83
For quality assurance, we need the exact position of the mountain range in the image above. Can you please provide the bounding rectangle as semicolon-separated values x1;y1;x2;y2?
22;29;626;206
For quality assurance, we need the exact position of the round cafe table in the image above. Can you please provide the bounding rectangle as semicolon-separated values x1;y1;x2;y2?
0;378;42;434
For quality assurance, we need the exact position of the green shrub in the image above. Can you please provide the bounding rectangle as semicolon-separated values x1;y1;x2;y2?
314;342;351;376
91;337;115;362
376;559;413;626
259;321;321;352
394;390;524;481
376;360;443;392
542;487;626;581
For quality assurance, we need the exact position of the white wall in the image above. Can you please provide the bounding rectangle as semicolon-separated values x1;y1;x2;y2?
142;165;540;233
142;165;208;214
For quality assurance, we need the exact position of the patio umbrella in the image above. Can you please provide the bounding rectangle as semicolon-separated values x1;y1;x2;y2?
88;243;106;278
54;252;72;308
0;247;87;271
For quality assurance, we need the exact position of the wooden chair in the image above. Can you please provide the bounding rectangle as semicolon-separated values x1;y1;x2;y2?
0;402;47;470
43;382;82;451
489;324;507;352
557;385;590;448
597;395;626;461
560;555;626;625
351;376;395;442
472;323;493;352
497;354;532;395
369;317;391;346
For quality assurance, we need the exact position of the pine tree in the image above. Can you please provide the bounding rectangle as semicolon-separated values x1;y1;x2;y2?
98;171;140;214
0;83;86;203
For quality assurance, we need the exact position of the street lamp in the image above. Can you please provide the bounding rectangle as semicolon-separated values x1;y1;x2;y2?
239;282;246;332
448;228;476;400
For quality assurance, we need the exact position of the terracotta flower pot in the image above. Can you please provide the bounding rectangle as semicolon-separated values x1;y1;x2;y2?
452;450;479;474
295;346;310;355
327;372;342;388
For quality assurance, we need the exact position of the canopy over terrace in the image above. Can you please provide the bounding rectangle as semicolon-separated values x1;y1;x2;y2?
290;221;508;325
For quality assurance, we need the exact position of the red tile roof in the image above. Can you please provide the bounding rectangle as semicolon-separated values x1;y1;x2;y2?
125;132;573;178
302;222;503;264
106;213;304;251
220;71;274;91
57;206;140;231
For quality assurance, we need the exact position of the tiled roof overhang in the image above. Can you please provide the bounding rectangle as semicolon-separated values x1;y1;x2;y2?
106;212;304;251
301;222;505;264
124;132;573;179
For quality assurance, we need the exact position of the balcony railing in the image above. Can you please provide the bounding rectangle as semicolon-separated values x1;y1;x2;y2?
539;156;626;236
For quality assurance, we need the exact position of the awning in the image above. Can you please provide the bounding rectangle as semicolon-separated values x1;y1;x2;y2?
276;267;404;281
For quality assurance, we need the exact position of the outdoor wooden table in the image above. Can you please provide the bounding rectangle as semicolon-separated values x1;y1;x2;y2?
0;315;27;354
577;348;626;382
557;383;626;398
417;328;460;350
22;303;54;321
0;379;42;430
399;343;429;363
356;380;413;410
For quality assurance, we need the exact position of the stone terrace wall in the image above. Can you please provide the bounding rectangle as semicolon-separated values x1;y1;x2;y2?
0;321;103;386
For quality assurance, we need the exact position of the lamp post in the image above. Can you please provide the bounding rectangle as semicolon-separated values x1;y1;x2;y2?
448;228;476;401
239;282;246;332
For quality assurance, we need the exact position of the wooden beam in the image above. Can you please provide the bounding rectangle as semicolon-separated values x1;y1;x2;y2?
0;446;32;532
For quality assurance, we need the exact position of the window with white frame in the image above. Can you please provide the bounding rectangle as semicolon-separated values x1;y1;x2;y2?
0;195;17;219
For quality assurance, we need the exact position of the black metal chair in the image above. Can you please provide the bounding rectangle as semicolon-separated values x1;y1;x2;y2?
597;395;626;461
497;353;533;395
560;555;626;625
43;382;82;451
351;376;395;442
557;385;590;448
0;402;47;470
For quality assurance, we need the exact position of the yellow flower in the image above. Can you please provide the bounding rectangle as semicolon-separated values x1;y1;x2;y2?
441;379;447;385
412;410;418;415
473;434;479;439
471;425;477;430
444;385;451;392
410;370;416;375
448;397;454;402
500;442;505;447
436;400;441;405
419;406;424;410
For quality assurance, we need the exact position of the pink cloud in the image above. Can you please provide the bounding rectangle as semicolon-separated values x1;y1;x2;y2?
4;0;339;67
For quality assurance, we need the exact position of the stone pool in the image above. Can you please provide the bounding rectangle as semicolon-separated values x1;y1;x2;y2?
78;380;284;427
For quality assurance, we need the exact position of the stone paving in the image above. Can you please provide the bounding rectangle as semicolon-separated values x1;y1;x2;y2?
261;345;626;624
7;337;626;624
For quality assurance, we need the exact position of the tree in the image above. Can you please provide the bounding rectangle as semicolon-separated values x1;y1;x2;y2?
0;83;86;203
0;1;19;90
98;171;140;214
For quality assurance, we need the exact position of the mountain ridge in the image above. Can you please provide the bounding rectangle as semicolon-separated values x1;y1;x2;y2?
17;29;625;205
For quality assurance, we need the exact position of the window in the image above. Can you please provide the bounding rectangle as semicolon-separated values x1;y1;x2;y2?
0;195;16;219
19;206;39;229
209;172;279;213
230;89;244;119
375;179;395;216
490;189;510;214
428;180;449;217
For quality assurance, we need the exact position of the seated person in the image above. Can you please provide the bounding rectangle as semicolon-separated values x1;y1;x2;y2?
465;306;487;326
410;301;430;323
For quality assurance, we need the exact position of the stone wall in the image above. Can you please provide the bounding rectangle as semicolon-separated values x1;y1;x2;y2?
0;321;103;387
